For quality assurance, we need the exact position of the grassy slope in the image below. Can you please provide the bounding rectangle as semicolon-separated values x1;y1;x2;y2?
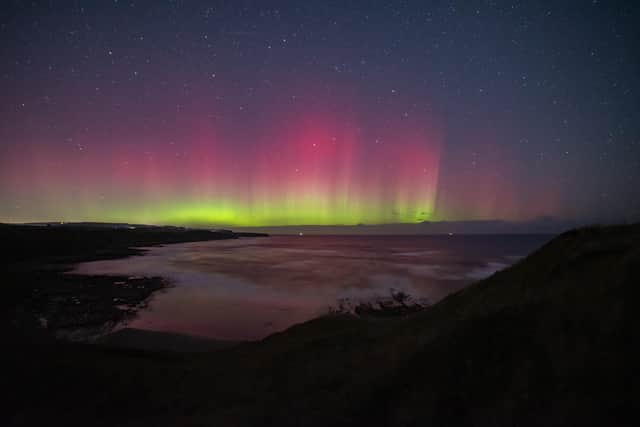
7;224;640;426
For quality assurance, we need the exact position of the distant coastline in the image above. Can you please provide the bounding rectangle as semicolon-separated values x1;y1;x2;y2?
232;218;578;235
3;218;592;235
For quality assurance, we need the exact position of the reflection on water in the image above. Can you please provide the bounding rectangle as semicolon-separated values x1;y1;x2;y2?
72;234;549;340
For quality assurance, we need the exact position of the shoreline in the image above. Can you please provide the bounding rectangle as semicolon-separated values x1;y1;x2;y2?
60;232;547;343
3;224;267;342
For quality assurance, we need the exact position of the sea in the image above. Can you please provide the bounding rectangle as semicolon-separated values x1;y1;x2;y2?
72;234;551;341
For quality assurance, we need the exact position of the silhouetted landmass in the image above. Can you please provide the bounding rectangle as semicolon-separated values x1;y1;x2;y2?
6;223;640;426
1;222;266;262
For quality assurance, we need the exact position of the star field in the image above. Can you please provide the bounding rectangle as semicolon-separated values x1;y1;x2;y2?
1;1;638;226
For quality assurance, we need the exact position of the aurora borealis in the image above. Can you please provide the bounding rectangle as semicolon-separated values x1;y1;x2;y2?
1;1;639;228
2;101;443;226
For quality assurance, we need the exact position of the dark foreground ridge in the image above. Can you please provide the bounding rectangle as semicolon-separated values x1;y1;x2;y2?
6;223;640;426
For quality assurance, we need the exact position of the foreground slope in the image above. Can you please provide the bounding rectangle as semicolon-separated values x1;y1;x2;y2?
206;224;639;426
8;224;640;426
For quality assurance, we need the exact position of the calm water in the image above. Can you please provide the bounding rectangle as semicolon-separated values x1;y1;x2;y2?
72;234;550;340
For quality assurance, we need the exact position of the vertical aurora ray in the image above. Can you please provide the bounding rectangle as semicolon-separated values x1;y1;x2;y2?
157;112;442;226
0;105;443;226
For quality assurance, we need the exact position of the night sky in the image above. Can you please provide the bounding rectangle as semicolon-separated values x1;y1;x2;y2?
1;1;639;227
